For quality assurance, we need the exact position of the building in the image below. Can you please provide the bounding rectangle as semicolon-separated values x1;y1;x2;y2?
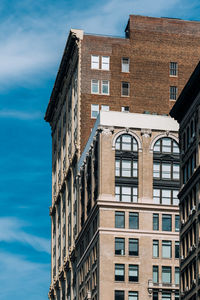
45;15;200;300
170;62;200;300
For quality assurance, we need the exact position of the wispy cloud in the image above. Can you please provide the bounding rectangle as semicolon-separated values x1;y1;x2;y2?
0;217;50;254
0;109;42;120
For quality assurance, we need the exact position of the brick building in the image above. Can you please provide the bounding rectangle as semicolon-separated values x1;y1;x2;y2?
170;62;200;300
45;15;200;300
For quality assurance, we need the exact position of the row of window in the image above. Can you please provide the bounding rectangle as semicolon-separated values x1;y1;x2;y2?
115;237;179;259
153;189;179;205
115;264;139;282
153;266;179;284
115;212;179;232
115;291;179;300
91;56;178;77
91;105;130;118
153;162;180;180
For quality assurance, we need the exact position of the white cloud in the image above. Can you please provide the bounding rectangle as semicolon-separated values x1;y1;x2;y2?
0;217;50;254
0;109;42;120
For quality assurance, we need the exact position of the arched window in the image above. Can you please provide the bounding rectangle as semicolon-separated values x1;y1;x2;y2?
153;137;180;206
115;134;138;202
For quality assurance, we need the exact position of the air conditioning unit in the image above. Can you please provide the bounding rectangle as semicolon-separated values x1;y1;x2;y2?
181;255;185;260
185;286;189;292
181;219;185;225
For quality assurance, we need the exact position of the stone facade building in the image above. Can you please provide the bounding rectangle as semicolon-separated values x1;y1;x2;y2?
170;62;200;300
45;15;200;300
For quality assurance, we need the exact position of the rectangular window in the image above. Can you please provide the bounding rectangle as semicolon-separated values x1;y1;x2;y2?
91;104;99;119
162;292;171;300
173;164;180;180
101;105;109;111
162;189;171;205
115;290;124;300
115;264;125;281
153;162;160;178
162;163;171;179
153;292;158;300
170;86;178;100
175;293;179;300
175;215;179;232
153;214;159;230
121;106;129;112
153;266;159;283
115;212;125;228
115;186;138;203
129;239;139;256
122;160;131;177
175;267;179;284
170;62;178;76
162;215;172;231
162;241;171;258
128;291;138;300
91;79;99;94
162;266;171;283
153;189;160;204
153;240;159;257
129;265;138;282
121;82;130;96
122;58;130;72
175;241;179;258
101;80;109;95
173;190;179;205
91;55;99;69
101;56;110;70
129;212;139;229
115;238;125;255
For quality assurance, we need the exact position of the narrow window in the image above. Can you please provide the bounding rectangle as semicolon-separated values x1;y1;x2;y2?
153;214;159;230
129;239;139;256
91;79;99;94
101;80;109;95
175;215;179;232
170;62;178;76
153;266;159;283
115;238;125;255
101;56;110;70
91;104;99;119
121;82;130;96
162;266;171;283
162;215;172;231
129;212;139;229
175;241;179;258
101;105;109;111
115;212;125;228
175;267;179;284
162;241;172;258
115;291;124;300
170;86;178;100
128;291;138;300
129;265;138;282
91;55;99;69
162;292;171;300
153;240;159;257
122;58;130;72
115;264;125;281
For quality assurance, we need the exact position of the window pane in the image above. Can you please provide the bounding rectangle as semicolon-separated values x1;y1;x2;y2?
175;267;179;284
115;264;125;281
175;241;179;258
129;239;138;256
153;189;160;204
91;80;99;94
153;240;159;257
122;160;131;177
173;164;180;180
170;62;178;76
173;190;179;205
153;162;160;178
121;186;131;202
91;55;99;69
91;104;99;118
122;82;130;96
128;291;138;300
162;138;171;153
115;238;125;255
162;267;171;283
173;141;179;153
132;187;138;203
115;291;124;300
162;163;171;179
101;56;109;70
115;160;120;176
122;58;129;72
153;214;159;230
122;135;131;150
162;215;171;231
101;105;109;111
115;186;120;201
175;215;179;232
116;137;120;150
102;80;109;94
162;241;171;258
170;86;178;100
129;265;138;282
154;140;160;152
153;266;158;283
162;189;171;205
129;213;138;229
115;212;125;228
133;161;138;177
162;292;171;300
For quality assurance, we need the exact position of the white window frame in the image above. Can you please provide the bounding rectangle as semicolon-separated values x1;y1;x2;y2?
101;56;110;70
91;104;99;119
91;79;99;94
121;82;130;96
101;105;109;112
122;57;130;72
91;55;99;69
101;80;109;95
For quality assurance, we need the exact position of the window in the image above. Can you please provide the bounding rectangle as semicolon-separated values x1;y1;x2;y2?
170;62;178;76
175;293;179;300
115;159;138;177
122;58;130;72
91;80;99;94
162;266;171;283
162;241;171;258
101;105;109;111
91;104;99;119
153;266;159;283
153;214;159;230
115;238;125;255
121;106;129;112
129;239;138;256
153;138;179;154
153;292;158;300
115;212;125;228
153;240;159;257
115;186;138;202
170;86;178;100
175;215;179;232
115;134;138;151
128;292;138;300
129;265;138;282
129;212;139;229
121;82;130;96
115;264;125;281
162;215;172;231
162;292;171;300
91;55;99;69
101;80;109;95
101;56;109;70
153;163;180;180
175;267;179;284
153;189;179;205
115;291;124;300
175;241;179;258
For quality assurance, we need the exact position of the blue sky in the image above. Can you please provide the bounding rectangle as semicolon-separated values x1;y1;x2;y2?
1;0;200;299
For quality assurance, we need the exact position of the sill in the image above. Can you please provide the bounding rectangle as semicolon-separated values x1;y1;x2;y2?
121;71;130;73
169;99;176;102
169;75;178;78
91;92;100;95
101;93;110;96
121;95;130;97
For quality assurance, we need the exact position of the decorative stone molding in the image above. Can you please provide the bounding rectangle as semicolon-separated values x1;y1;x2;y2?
141;129;152;138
